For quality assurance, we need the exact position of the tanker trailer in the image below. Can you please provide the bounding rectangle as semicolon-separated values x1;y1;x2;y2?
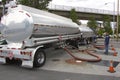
0;4;81;68
78;25;94;45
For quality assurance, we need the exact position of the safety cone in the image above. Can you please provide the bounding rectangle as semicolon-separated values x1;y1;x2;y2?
108;60;116;73
113;51;118;56
111;47;115;51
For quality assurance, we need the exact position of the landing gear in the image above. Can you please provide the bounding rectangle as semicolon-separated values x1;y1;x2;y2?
66;39;79;49
33;49;46;68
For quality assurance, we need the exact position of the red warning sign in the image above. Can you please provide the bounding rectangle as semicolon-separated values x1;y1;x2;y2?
8;51;14;60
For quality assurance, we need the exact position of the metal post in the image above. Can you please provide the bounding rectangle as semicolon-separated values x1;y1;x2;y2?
117;0;119;41
105;1;115;37
113;1;115;38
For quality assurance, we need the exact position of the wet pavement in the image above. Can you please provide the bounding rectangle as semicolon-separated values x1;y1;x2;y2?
41;38;120;78
0;38;120;80
89;60;119;67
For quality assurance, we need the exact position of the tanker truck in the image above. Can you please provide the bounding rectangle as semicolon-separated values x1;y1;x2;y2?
0;3;83;68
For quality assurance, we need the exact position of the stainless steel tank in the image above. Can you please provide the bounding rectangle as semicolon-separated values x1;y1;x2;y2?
1;5;80;43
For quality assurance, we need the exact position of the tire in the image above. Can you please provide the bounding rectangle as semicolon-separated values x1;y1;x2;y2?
33;49;46;68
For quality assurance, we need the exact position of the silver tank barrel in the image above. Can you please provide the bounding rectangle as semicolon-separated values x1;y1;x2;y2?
1;5;80;43
1;10;33;43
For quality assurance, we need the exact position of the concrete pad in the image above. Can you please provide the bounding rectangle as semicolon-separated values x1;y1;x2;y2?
40;47;120;78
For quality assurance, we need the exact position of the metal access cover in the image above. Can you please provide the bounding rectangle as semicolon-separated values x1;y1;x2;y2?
65;59;84;65
52;59;60;62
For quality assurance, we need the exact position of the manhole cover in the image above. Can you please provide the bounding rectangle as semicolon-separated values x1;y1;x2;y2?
65;59;84;65
52;59;60;62
89;60;119;67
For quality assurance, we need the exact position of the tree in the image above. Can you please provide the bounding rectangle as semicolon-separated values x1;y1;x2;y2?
1;0;7;15
103;15;113;35
97;28;105;36
2;0;6;3
87;17;98;33
19;0;51;10
70;8;80;24
18;0;31;6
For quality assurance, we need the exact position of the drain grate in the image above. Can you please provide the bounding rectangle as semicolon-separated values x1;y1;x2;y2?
89;60;119;67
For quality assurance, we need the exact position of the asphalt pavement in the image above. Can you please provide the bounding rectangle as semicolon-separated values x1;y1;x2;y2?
0;64;119;80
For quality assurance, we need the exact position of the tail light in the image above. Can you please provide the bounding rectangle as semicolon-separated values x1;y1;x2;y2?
20;51;32;56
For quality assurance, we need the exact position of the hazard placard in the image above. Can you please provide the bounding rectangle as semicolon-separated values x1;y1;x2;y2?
8;51;14;60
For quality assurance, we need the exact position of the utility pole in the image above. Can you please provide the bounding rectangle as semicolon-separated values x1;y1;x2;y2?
105;1;115;37
117;0;119;41
113;1;115;38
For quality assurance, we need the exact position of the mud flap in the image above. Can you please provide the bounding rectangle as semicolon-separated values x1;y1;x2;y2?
22;60;33;68
0;58;6;64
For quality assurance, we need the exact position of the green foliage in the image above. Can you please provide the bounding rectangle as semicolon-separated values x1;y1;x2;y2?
2;0;6;3
97;28;105;36
19;0;51;10
87;17;98;33
103;15;113;34
70;8;78;24
19;0;32;6
1;0;7;15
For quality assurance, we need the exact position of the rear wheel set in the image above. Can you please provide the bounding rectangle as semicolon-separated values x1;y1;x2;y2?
33;49;46;68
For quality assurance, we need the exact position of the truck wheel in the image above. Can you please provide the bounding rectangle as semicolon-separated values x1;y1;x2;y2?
33;49;46;68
